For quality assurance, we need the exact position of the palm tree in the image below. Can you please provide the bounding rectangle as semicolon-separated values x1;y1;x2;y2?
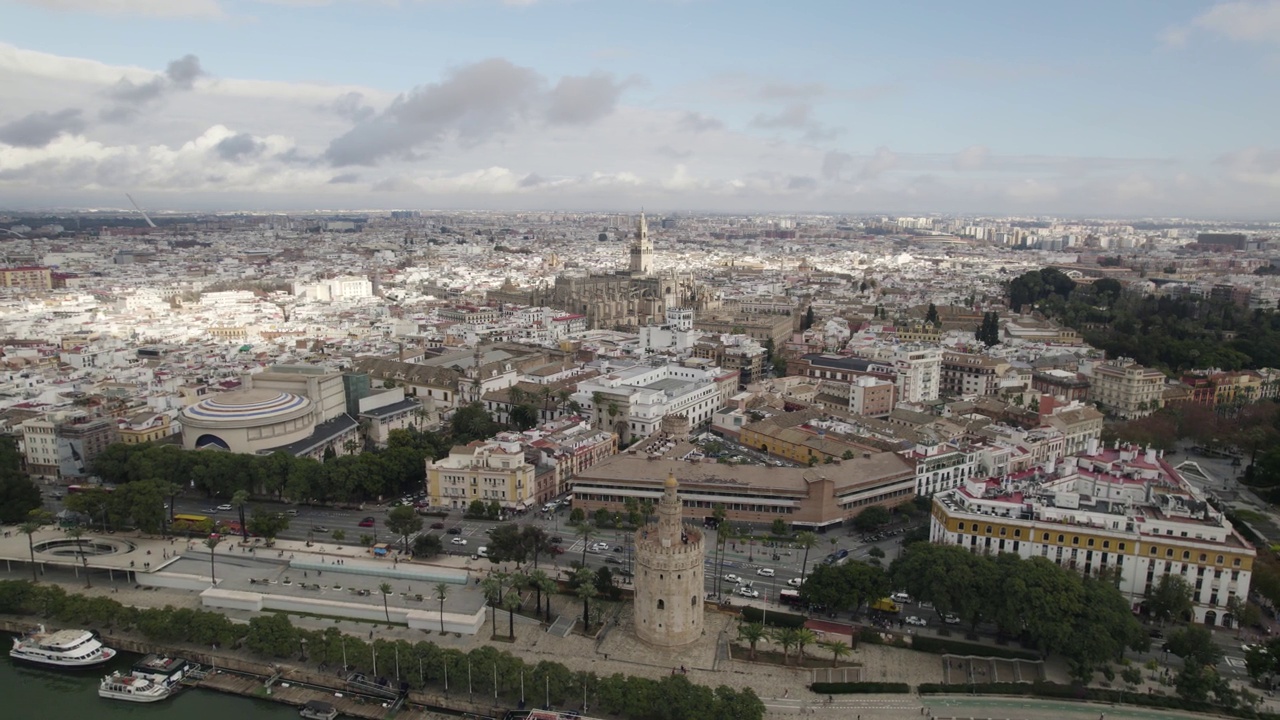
574;524;595;567
18;513;48;583
509;387;526;407
204;535;222;585
771;627;801;666
737;622;768;660
379;582;393;622
796;531;819;582
528;569;555;622
794;628;818;663
481;573;506;638
818;639;852;667
162;481;182;525
231;489;250;541
556;389;571;414
434;582;450;633
502;591;521;639
715;520;734;599
590;391;604;428
63;525;91;588
573;567;596;629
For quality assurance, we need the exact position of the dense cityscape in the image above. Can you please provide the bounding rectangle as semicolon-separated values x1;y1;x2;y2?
4;1;1280;719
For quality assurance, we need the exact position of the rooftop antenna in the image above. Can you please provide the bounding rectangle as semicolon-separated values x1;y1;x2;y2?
126;193;157;228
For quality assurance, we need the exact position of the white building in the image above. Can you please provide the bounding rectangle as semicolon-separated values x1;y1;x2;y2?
572;359;736;443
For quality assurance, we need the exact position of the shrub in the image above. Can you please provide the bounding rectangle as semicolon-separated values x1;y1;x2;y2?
811;682;909;694
740;606;807;629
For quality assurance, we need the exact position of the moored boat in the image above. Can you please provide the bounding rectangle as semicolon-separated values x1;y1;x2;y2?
299;699;340;719
98;671;173;703
9;625;117;668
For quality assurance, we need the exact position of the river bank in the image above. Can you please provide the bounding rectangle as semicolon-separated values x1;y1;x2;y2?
0;617;504;720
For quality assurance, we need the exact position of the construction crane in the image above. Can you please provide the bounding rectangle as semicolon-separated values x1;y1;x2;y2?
126;193;157;228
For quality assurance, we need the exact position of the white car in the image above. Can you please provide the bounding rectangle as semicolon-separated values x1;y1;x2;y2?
890;591;911;604
723;574;741;584
905;616;927;627
736;586;760;599
216;503;233;512
942;613;961;625
451;537;468;546
787;577;804;588
756;568;775;577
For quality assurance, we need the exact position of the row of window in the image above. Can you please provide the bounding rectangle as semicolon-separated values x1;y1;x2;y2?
951;525;1244;568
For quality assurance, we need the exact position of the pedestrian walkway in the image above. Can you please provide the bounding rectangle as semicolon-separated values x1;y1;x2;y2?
547;615;574;637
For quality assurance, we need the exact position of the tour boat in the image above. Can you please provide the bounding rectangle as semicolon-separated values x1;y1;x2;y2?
9;625;117;668
131;654;198;687
98;671;173;703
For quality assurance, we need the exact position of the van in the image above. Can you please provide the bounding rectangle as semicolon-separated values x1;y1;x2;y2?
477;546;488;558
870;598;901;614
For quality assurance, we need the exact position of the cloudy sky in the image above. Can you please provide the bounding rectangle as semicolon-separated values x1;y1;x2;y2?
1;0;1278;216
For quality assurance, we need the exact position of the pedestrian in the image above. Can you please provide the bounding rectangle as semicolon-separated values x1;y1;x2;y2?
369;630;374;639
783;688;789;698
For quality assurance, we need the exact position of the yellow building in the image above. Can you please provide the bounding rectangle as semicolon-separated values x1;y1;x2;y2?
930;440;1254;627
426;437;537;512
118;413;174;444
740;410;877;465
1087;357;1165;419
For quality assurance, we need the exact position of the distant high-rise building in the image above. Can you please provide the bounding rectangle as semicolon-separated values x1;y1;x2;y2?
1196;233;1247;250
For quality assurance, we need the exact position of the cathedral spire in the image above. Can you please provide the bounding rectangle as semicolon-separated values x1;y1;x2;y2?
630;210;653;275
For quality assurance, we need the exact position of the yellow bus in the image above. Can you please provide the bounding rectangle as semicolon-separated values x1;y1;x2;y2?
870;598;901;614
172;514;211;525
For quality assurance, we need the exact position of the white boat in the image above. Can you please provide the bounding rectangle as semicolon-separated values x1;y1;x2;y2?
98;671;173;703
9;625;117;668
131;654;197;688
299;700;340;719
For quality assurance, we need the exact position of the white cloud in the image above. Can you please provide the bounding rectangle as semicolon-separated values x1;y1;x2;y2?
12;0;223;17
1166;0;1280;46
0;43;1276;216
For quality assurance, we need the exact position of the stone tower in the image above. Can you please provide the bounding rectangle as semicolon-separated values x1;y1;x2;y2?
629;212;654;276
633;471;705;647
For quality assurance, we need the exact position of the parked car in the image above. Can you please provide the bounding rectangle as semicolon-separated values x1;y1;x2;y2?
723;574;741;584
358;516;376;528
446;527;462;535
430;522;445;529
786;577;804;588
451;537;468;546
756;568;775;577
736;587;760;599
905;616;927;627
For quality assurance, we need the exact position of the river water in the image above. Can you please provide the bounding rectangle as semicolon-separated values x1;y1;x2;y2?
1;646;297;719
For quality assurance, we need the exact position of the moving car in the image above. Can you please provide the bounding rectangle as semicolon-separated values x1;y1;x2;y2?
942;613;961;625
216;504;233;512
451;537;468;546
905;616;927;627
358;516;376;528
890;591;912;604
723;574;741;584
736;586;760;599
311;525;329;533
446;527;462;535
786;577;804;588
756;568;775;577
605;556;623;565
430;522;445;529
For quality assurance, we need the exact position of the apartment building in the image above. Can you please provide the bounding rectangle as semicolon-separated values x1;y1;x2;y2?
855;345;942;404
940;352;1008;398
1042;403;1105;458
426;439;537;511
0;266;53;291
117;413;174;445
1032;369;1091;402
694;312;794;348
1087;357;1166;419
929;440;1255;626
849;375;896;417
902;439;980;497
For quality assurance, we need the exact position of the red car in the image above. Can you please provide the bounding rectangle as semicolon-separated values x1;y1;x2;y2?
549;546;565;555
358;516;376;528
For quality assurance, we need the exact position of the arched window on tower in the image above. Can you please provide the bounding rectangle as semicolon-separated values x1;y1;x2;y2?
657;599;665;610
691;596;697;607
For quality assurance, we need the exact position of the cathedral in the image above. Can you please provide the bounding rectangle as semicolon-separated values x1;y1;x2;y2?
488;213;715;331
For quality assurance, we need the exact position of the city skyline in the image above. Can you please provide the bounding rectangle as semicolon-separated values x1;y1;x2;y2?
2;0;1279;217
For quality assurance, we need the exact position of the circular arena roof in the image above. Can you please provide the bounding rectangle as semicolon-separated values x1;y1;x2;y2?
182;389;311;426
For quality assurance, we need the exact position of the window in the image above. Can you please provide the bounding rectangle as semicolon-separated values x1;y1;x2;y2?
1087;538;1095;548
657;599;664;610
1217;555;1225;565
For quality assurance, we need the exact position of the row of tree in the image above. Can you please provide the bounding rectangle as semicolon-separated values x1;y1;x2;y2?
0;580;763;720
87;404;508;505
798;543;1150;684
